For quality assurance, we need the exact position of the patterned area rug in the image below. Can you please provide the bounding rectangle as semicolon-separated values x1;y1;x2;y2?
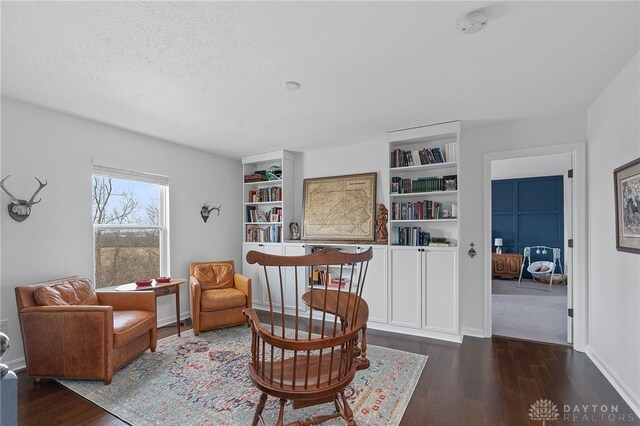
58;326;427;425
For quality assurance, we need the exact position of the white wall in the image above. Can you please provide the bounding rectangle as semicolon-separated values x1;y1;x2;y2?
292;136;389;227
587;51;640;414
491;152;571;180
459;112;587;336
0;97;243;369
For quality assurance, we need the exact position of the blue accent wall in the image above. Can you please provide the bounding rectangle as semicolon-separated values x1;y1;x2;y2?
492;176;564;277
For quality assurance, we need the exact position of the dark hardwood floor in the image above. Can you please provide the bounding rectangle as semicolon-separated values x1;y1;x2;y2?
17;321;638;425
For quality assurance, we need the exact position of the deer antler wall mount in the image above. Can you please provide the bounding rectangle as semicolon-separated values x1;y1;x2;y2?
0;175;48;222
200;202;221;223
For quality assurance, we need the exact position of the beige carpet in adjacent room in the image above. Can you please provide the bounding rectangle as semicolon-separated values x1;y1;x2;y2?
492;278;568;345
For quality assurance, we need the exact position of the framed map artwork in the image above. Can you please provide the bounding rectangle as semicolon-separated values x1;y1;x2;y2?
614;157;640;254
302;173;377;241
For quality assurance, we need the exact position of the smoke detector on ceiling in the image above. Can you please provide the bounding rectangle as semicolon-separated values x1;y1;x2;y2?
458;10;489;35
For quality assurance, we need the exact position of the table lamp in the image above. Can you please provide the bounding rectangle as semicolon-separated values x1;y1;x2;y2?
494;238;503;254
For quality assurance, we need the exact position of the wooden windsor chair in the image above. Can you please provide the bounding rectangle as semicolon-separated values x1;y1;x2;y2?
243;247;373;426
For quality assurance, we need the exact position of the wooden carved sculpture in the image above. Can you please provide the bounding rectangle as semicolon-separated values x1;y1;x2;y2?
375;204;388;244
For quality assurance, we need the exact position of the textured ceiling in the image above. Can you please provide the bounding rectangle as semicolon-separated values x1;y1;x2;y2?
2;1;638;159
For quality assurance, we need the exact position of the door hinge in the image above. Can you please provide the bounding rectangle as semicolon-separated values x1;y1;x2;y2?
568;169;574;178
568;239;573;248
568;308;574;318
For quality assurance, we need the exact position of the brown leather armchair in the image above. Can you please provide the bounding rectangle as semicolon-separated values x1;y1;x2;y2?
15;276;157;384
189;261;251;335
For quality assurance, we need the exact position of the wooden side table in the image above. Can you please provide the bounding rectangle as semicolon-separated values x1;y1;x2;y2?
115;279;186;336
492;253;522;279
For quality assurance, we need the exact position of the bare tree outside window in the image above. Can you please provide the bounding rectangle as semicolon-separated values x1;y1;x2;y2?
92;175;165;288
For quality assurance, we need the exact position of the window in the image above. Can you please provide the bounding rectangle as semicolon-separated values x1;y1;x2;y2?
92;165;169;289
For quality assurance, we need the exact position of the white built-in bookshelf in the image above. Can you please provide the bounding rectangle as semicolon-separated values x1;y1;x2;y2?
240;129;461;342
387;121;460;247
386;121;460;339
241;150;293;243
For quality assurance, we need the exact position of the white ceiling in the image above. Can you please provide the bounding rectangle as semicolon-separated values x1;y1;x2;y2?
2;1;638;159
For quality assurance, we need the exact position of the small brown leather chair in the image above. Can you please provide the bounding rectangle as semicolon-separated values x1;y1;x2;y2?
15;276;157;384
189;261;251;335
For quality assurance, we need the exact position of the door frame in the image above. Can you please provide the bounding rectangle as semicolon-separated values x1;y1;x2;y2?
482;141;588;352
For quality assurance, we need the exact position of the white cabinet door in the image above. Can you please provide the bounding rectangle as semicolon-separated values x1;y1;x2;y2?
423;249;458;334
243;244;283;307
361;245;388;324
242;243;264;306
283;243;306;311
389;246;422;328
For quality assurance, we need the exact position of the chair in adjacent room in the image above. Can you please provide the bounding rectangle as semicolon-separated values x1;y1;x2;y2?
15;276;157;385
243;247;372;426
189;260;251;335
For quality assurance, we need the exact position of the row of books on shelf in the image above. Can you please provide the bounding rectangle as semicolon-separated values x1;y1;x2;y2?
391;201;457;220
248;187;282;203
390;142;457;168
391;175;457;194
246;206;282;223
244;173;269;183
245;224;282;243
392;227;431;246
391;227;452;247
310;270;349;289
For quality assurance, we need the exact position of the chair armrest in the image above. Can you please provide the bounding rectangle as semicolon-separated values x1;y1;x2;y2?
189;276;201;322
189;276;201;301
97;291;156;312
242;308;262;329
18;306;114;374
189;275;201;289
234;273;251;308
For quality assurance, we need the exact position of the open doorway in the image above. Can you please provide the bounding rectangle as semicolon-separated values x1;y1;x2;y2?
482;142;589;352
490;153;571;345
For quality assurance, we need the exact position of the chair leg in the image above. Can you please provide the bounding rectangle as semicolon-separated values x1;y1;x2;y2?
277;398;286;426
252;392;268;426
360;326;369;369
340;391;356;426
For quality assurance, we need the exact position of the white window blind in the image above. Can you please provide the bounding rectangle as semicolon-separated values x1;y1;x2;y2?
92;164;169;186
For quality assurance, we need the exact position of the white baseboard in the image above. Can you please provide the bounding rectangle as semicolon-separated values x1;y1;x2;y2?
461;327;485;338
157;311;189;327
6;357;26;372
587;346;640;417
367;322;462;343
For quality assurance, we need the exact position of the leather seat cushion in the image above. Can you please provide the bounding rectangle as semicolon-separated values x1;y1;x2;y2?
194;262;234;290
33;278;99;306
113;310;155;348
201;288;246;311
